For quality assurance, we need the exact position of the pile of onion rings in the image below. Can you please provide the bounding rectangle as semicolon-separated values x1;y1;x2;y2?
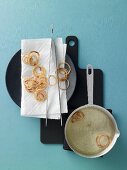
22;51;48;102
22;51;72;101
48;62;71;90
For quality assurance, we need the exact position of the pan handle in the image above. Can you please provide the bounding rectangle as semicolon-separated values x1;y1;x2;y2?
86;64;94;105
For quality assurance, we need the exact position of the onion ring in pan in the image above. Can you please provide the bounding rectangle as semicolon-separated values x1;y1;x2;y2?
96;134;111;148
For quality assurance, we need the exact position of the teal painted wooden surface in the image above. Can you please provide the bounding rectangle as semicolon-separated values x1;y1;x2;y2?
0;0;126;169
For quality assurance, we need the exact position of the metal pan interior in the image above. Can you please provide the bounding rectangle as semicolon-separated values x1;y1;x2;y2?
65;105;117;158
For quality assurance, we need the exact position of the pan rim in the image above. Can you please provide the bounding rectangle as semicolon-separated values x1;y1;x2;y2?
64;104;120;158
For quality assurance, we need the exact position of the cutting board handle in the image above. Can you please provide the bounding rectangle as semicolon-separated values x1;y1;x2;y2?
66;36;78;69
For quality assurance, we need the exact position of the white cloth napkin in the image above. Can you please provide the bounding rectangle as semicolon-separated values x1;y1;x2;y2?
21;38;68;119
55;38;68;113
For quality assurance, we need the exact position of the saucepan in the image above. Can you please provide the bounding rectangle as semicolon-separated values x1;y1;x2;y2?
65;64;120;158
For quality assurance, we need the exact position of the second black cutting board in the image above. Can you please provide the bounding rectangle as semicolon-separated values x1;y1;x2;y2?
40;36;103;144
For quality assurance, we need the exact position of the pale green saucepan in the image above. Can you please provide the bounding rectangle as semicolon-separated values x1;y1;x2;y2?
65;64;120;158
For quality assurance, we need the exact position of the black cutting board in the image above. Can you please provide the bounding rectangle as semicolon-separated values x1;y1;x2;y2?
40;36;103;144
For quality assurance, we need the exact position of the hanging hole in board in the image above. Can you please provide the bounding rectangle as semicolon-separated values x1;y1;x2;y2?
88;68;92;75
69;40;75;47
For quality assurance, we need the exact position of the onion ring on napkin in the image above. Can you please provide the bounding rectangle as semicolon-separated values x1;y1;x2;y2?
33;65;46;77
24;77;37;93
48;75;57;86
22;51;39;66
34;89;47;102
57;68;68;82
58;62;71;75
34;76;48;86
22;54;31;65
59;79;70;90
28;51;40;66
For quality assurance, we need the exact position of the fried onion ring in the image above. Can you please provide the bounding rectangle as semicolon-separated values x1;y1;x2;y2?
48;75;57;86
22;51;40;66
33;65;46;77
22;54;31;65
28;51;40;66
34;89;47;102
59;79;70;90
58;62;71;75
24;77;37;93
57;68;68;82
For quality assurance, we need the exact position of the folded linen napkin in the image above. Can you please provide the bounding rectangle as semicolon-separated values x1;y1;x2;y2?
21;38;68;119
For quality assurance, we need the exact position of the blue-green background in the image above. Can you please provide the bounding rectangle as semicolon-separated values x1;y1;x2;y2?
0;0;126;169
